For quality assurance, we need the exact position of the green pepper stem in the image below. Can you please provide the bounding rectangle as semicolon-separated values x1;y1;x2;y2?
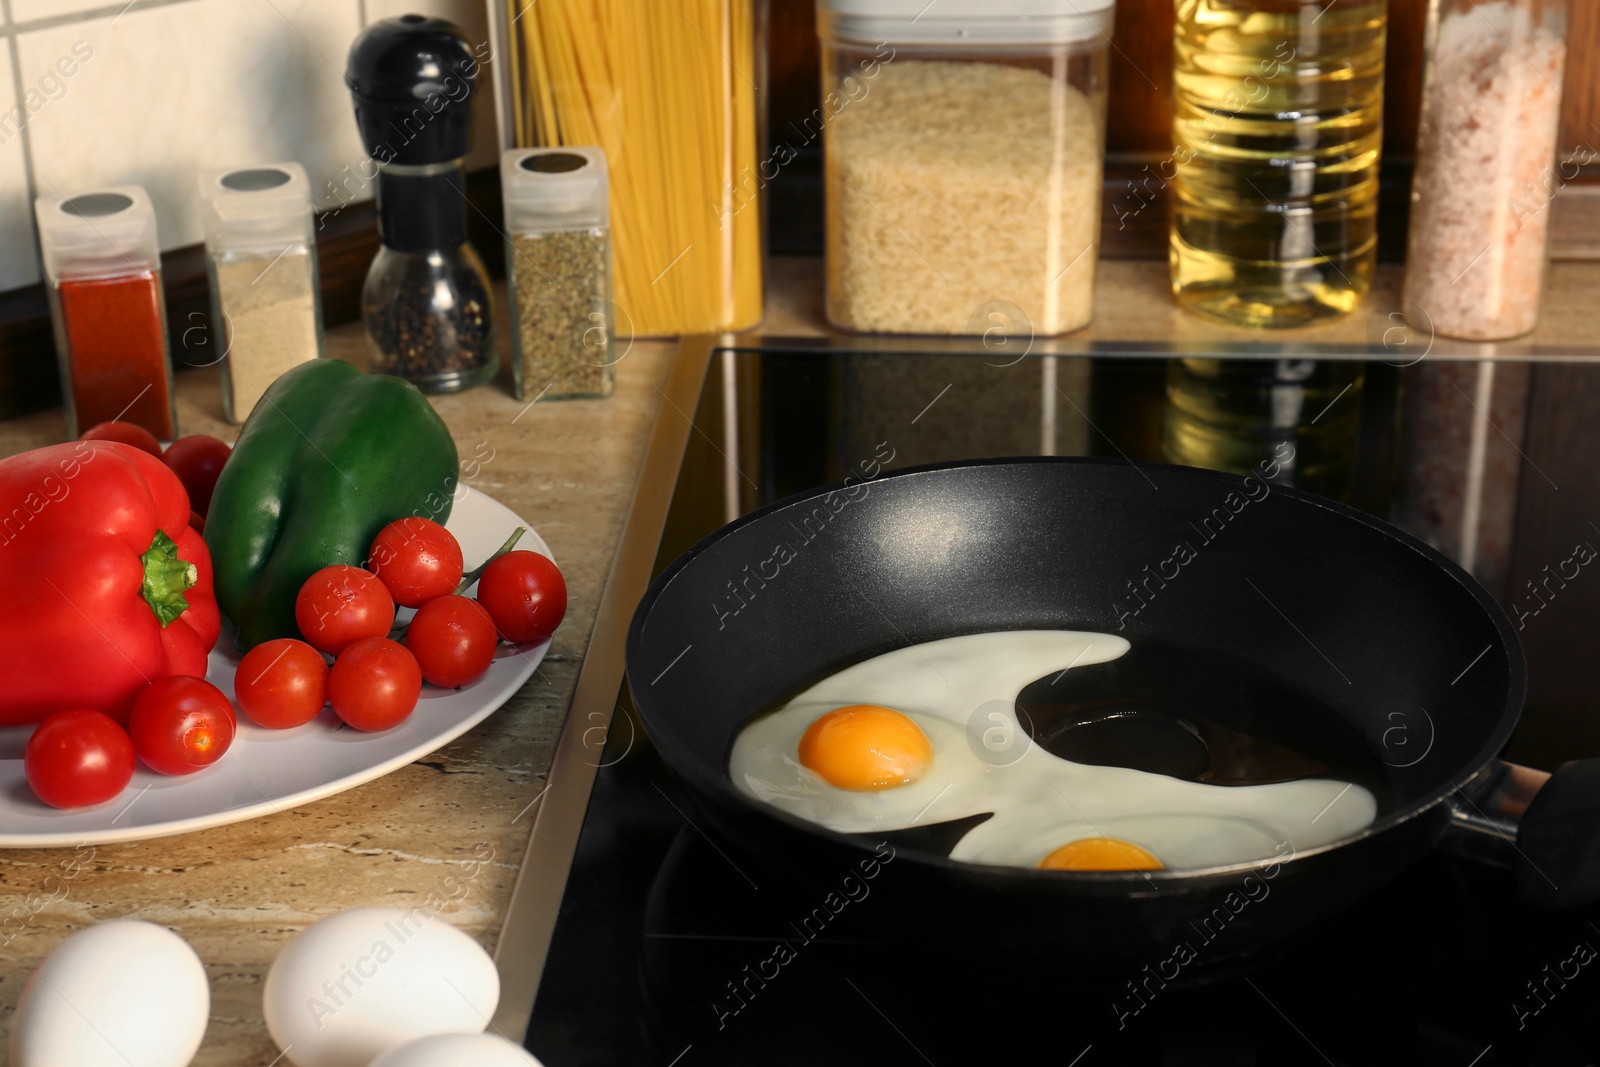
457;526;525;594
142;530;197;628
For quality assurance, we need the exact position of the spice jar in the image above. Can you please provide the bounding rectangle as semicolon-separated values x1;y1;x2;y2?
35;186;176;440
501;147;614;401
817;0;1113;336
198;163;324;424
1403;0;1570;341
346;15;495;393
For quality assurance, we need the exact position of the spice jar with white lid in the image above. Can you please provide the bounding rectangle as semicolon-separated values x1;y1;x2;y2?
198;163;324;424
35;186;176;440
1403;0;1570;342
501;146;615;401
817;0;1113;337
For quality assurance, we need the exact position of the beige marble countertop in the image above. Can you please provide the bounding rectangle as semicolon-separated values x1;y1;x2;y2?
0;289;678;1064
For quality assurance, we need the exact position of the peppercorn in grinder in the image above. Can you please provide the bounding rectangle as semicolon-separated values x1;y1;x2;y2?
345;15;496;393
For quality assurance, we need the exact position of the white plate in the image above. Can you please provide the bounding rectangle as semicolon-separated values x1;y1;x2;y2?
0;487;549;848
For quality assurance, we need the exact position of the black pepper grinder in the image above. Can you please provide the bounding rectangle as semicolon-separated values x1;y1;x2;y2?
346;15;496;393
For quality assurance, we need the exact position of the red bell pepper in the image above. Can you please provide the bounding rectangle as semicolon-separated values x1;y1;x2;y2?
0;440;220;725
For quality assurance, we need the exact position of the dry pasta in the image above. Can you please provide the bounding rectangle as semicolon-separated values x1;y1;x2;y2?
508;0;763;336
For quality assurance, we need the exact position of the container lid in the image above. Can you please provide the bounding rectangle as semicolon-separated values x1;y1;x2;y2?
197;162;314;254
501;147;609;233
346;15;478;166
817;0;1115;45
34;185;161;282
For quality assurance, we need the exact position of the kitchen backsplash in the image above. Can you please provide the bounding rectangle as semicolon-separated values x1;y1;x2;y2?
0;0;500;293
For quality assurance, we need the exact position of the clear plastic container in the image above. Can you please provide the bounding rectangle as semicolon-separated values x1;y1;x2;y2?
503;0;762;337
1403;0;1570;341
198;163;324;424
817;0;1113;336
502;147;615;401
34;186;176;440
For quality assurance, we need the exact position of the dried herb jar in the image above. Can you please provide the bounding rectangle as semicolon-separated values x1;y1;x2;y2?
502;147;615;401
198;163;324;423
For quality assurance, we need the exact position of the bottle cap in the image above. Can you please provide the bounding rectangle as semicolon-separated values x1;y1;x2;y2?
34;185;161;282
345;15;479;167
197;163;315;256
818;0;1115;45
500;147;610;234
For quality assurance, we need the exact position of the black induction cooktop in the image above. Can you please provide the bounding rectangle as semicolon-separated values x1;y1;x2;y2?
521;342;1600;1067
528;698;1600;1067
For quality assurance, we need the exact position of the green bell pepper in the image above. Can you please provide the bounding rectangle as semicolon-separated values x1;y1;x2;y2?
206;359;459;649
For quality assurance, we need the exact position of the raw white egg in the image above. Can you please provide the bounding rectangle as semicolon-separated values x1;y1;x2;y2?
263;907;499;1067
729;630;1378;871
368;1032;544;1066
9;919;209;1067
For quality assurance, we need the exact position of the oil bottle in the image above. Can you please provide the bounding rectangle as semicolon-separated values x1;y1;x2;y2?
1170;0;1386;328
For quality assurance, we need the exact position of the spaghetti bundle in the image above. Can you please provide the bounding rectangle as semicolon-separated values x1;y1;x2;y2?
509;0;763;336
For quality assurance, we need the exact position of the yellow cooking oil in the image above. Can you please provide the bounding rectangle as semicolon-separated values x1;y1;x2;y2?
1170;0;1386;328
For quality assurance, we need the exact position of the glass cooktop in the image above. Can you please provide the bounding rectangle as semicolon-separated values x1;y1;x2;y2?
521;342;1600;1066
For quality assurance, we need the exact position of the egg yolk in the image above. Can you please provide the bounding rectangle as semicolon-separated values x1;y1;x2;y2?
797;704;933;791
1038;837;1164;872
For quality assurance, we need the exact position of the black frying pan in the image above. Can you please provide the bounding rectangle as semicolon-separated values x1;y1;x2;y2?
625;457;1600;964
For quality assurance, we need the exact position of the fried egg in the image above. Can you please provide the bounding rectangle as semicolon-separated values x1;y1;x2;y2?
728;631;1377;872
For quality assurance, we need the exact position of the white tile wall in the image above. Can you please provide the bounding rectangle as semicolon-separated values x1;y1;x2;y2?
0;48;39;289
18;0;365;249
0;0;507;292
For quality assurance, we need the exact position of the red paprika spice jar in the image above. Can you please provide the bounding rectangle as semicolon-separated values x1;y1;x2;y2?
35;187;176;440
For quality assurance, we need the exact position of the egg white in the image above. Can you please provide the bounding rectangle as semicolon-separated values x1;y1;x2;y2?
728;630;1379;871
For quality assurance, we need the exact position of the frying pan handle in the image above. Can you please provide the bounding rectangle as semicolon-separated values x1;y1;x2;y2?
1441;759;1600;908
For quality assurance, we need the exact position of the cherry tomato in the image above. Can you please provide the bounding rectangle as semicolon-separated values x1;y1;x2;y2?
295;566;395;655
128;676;237;776
405;595;498;688
162;434;231;515
80;421;162;457
235;638;329;729
476;551;567;644
329;638;422;732
369;517;464;607
25;709;136;809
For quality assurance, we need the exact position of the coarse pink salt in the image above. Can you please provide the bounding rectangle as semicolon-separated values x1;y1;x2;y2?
1402;1;1567;342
